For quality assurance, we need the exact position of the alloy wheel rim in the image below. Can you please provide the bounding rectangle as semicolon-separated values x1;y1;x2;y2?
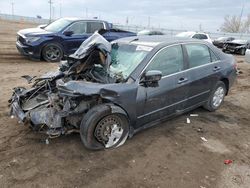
45;46;61;61
212;86;225;107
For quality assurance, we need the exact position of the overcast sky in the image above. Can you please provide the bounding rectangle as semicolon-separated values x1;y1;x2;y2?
0;0;249;31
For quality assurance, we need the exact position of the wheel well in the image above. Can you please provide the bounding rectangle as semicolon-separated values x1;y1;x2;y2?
220;78;229;95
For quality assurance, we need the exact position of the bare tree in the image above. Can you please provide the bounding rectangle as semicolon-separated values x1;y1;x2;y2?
220;14;250;33
220;15;241;33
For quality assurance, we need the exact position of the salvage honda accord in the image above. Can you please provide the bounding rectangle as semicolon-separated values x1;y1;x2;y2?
9;33;237;150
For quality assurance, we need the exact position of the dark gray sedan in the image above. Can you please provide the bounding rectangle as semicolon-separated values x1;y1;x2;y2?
10;35;237;150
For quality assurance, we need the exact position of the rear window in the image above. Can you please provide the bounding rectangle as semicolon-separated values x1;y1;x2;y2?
87;22;104;33
192;34;208;40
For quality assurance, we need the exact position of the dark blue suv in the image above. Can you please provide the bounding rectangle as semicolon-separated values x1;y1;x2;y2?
16;18;136;62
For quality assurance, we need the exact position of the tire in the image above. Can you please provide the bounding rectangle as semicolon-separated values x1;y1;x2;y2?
42;43;63;62
239;48;246;56
80;104;129;150
203;81;226;112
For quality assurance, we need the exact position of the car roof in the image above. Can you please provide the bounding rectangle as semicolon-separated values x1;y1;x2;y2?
115;35;207;47
63;17;107;23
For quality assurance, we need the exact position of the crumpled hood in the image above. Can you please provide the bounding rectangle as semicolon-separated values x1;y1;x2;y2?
18;27;53;37
57;80;119;97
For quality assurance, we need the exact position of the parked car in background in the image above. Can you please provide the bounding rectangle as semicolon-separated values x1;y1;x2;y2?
10;34;237;150
138;30;164;36
16;17;136;62
245;49;250;63
213;37;235;48
176;31;212;43
223;39;250;55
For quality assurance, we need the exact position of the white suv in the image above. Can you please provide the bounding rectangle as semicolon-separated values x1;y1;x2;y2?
176;31;213;44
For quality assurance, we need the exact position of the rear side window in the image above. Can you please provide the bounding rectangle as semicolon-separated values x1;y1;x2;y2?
210;49;219;62
87;22;104;33
185;44;213;68
146;45;184;76
199;34;208;39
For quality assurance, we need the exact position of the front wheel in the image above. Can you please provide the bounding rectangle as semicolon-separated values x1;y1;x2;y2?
203;81;226;112
80;104;129;150
42;43;63;62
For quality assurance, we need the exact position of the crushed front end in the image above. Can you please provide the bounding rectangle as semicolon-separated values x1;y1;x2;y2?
9;32;117;138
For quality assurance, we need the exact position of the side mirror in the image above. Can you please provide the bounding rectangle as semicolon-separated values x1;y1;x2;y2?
141;70;162;87
63;30;74;36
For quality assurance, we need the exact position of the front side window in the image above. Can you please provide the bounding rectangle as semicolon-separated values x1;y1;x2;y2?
45;18;72;32
66;21;87;35
185;44;213;68
146;45;184;76
87;22;104;33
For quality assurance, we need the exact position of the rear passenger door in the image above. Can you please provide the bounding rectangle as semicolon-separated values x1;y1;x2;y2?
62;21;90;54
136;45;189;128
184;43;221;108
86;21;105;33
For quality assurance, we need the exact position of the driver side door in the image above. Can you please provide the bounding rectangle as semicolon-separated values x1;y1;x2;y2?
135;45;189;128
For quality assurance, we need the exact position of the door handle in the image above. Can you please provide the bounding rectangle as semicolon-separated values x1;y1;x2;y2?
213;66;221;71
178;77;188;84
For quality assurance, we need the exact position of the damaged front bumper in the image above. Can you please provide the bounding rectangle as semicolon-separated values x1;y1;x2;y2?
9;32;117;138
9;87;65;136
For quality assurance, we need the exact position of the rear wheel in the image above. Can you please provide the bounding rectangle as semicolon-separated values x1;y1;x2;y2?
42;43;63;62
203;81;226;112
80;104;129;150
239;48;246;55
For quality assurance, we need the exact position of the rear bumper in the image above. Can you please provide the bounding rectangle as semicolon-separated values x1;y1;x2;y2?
16;41;41;60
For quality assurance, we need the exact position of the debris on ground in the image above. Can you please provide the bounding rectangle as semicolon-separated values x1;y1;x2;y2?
190;114;199;117
45;138;50;145
187;118;191;124
7;158;19;167
201;137;208;142
224;159;233;165
196;127;204;133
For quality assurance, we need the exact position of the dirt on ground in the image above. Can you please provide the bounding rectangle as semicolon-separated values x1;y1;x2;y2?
0;20;250;188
